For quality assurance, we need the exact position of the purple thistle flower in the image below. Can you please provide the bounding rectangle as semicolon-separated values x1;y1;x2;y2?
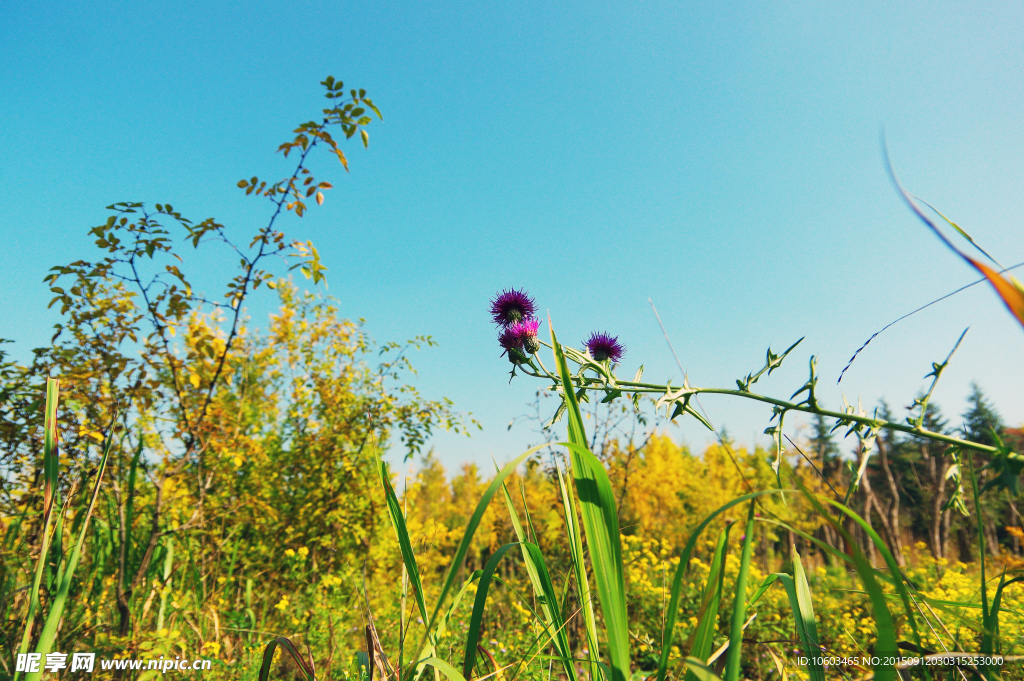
498;327;529;364
498;327;522;352
509;317;541;354
490;288;537;327
584;331;625;363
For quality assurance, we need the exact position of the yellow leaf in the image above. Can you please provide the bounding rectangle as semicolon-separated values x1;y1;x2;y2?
316;191;324;205
189;373;200;389
968;257;1024;329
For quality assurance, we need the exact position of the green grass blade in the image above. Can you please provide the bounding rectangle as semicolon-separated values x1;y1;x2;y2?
654;489;785;681
551;325;630;681
14;379;60;681
27;426;115;680
688;524;732;665
522;542;577;679
723;504;755;681
748;574;778;607
819;497;925;652
986;574;1024;656
432;569;482;642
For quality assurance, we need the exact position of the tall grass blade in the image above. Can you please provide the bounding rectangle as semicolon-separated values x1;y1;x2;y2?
771;555;824;681
791;551;822;679
817;497;925;650
14;379;60;681
26;425;116;681
723;504;755;681
551;325;630;681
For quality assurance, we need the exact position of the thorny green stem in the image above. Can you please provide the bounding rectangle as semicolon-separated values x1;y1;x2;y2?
513;341;1008;458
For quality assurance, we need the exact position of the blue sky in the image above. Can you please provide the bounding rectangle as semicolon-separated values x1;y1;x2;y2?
3;0;1022;472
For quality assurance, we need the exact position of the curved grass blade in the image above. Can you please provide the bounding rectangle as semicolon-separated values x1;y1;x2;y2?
462;543;520;680
801;492;897;681
417;657;469;681
818;496;926;652
723;504;755;681
259;637;316;681
748;574;778;608
886;156;1024;329
432;570;483;642
683;658;724;681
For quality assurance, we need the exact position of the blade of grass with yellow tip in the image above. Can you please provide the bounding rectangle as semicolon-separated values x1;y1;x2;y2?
888;158;1024;329
551;323;630;681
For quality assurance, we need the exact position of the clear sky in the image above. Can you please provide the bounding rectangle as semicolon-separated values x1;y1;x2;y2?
3;0;1022;472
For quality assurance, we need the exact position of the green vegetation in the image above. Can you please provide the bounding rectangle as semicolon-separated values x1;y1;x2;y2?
3;77;1024;681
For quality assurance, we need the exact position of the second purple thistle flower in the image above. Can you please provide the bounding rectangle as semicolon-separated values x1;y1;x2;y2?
584;331;625;363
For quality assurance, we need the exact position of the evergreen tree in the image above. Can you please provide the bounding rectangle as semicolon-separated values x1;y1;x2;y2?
962;382;1003;447
808;411;840;463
